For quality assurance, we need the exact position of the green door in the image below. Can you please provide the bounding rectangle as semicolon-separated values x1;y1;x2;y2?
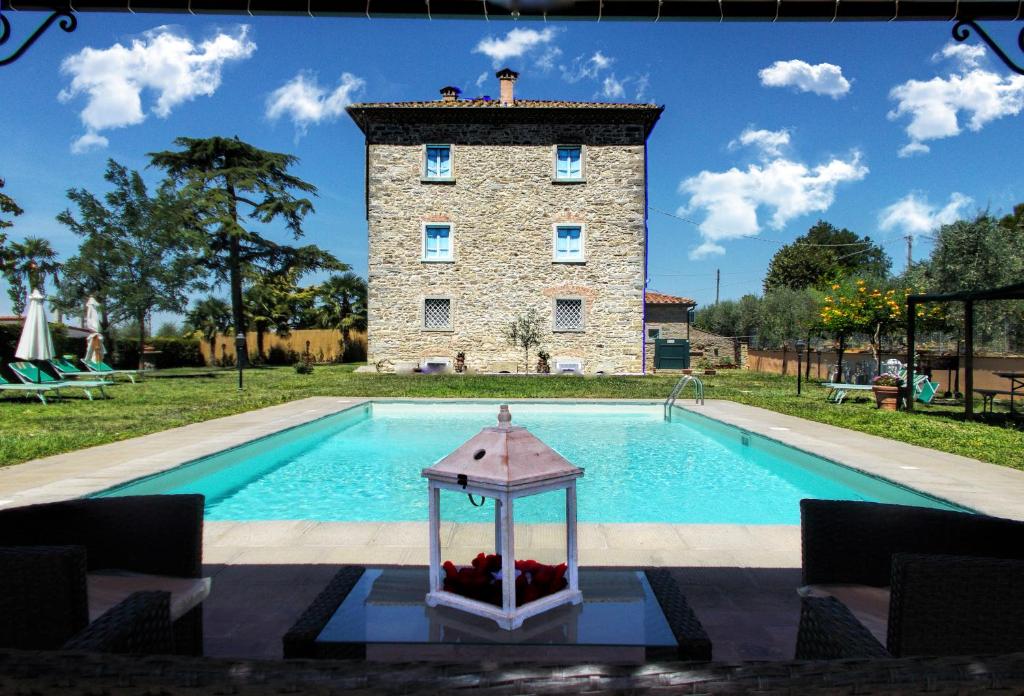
654;338;690;369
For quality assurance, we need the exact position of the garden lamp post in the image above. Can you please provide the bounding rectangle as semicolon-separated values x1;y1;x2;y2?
235;332;245;390
795;339;807;396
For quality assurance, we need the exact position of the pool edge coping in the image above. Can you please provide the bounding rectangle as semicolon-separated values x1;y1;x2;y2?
1;396;1021;522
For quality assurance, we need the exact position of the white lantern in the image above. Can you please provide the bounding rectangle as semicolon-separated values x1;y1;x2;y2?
422;405;584;630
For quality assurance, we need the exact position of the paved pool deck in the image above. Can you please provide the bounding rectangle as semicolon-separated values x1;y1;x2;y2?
2;396;1022;661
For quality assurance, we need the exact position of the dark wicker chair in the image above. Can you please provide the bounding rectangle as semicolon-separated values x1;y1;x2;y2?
0;494;206;655
795;499;1024;660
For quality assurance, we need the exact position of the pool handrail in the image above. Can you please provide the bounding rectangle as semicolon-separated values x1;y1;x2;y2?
664;374;704;420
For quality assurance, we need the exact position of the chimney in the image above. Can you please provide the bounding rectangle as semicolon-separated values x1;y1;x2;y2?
439;85;460;103
496;68;519;106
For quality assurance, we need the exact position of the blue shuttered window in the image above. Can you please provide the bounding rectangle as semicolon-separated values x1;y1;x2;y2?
425;146;451;178
424;225;452;260
555;146;582;180
555;226;583;261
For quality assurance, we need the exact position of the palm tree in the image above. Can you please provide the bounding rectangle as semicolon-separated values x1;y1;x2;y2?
184;296;231;366
315;273;367;362
4;236;60;314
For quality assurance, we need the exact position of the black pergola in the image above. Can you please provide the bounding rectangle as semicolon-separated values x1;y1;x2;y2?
905;282;1024;418
2;0;1024;73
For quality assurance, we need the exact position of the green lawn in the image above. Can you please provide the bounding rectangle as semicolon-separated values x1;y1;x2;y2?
1;366;1021;470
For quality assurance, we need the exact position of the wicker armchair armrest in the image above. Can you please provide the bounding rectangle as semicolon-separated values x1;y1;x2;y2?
0;495;204;578
794;595;890;660
888;553;1024;657
800;500;1024;587
63;591;174;654
0;545;90;650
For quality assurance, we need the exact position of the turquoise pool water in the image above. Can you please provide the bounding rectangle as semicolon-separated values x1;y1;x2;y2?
97;402;963;524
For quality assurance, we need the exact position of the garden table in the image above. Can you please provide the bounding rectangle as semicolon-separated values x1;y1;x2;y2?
994;372;1024;414
283;566;710;663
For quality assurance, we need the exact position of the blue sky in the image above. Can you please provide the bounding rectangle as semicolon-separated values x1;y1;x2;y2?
1;13;1022;322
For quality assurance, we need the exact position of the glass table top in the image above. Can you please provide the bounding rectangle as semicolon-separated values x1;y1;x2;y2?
317;568;677;647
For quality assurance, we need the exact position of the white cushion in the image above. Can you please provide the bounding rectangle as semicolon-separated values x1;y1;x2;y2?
87;571;211;622
798;583;891;646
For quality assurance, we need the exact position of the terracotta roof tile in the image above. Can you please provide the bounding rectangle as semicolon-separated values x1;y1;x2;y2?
348;98;661;110
645;291;696;306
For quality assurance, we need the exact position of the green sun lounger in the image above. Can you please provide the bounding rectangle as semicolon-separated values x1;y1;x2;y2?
0;373;61;404
8;362;111;401
83;359;141;384
50;357;114;382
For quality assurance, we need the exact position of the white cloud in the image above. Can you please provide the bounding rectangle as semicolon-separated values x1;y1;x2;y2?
679;140;868;259
266;71;365;134
602;74;625;99
475;71;488;89
59;25;255;152
729;127;791;159
878;192;972;236
888;42;1024;156
535;46;562;73
634;73;650;101
70;132;109;154
474;27;558;65
758;59;851;98
561;51;614;83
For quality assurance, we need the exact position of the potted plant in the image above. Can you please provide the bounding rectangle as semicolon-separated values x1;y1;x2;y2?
536;350;550;374
454;351;466;374
871;374;902;410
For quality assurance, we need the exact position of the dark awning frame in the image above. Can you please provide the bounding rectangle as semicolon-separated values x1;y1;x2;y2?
905;282;1024;419
2;1;1023;72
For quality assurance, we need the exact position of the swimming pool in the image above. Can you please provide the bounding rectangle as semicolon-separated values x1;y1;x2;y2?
96;401;965;524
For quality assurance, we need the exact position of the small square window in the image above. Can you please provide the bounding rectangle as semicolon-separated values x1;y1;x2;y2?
555;146;582;180
424;145;451;179
554;225;584;262
424;298;451;330
554;298;584;331
647;327;661;339
423;225;452;261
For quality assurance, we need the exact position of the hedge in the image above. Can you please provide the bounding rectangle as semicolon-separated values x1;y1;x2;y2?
1;324;81;380
116;336;205;369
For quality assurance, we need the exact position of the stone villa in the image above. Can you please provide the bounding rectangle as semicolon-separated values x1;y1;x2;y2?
348;70;718;373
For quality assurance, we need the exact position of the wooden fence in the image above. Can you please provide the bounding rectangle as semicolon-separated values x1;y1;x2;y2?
198;329;367;365
747;348;1024;392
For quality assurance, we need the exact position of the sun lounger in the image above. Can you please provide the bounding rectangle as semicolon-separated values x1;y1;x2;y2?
0;373;61;404
821;382;873;404
8;362;111;401
83;359;142;384
49;357;114;382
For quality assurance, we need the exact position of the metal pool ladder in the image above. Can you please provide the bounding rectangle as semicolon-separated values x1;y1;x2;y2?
664;374;704;421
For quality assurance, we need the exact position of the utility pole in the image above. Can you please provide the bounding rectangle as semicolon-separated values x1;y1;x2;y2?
715;268;720;305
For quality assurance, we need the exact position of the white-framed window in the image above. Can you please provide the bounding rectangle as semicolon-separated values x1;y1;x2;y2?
553;224;585;262
424;145;452;179
423;297;452;331
647;327;661;339
553;298;584;332
554;145;583;180
422;224;453;262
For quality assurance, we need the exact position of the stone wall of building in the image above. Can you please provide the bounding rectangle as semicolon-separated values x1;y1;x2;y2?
643;305;742;372
365;123;647;373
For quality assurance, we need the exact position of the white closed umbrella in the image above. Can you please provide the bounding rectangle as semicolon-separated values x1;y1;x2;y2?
84;296;105;364
15;289;56;383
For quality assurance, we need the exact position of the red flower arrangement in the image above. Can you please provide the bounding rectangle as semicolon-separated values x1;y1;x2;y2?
441;553;568;607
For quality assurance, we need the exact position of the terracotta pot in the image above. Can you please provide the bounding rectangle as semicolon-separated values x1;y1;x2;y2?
872;385;901;411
